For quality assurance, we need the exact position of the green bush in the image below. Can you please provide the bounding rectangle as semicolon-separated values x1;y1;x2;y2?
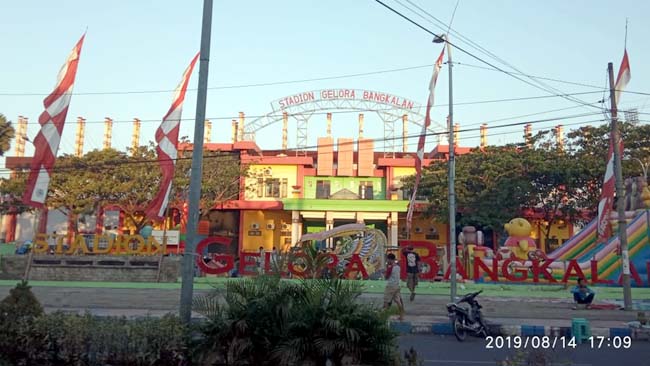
0;281;44;363
192;276;399;365
1;311;188;365
0;280;43;318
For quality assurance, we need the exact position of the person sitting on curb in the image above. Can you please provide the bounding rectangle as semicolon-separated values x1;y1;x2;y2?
383;253;404;321
571;277;595;310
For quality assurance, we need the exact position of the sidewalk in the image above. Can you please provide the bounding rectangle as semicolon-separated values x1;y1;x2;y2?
383;294;650;340
2;283;648;340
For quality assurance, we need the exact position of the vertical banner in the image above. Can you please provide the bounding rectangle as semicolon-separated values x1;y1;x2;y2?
146;53;200;219
23;35;86;207
406;47;445;234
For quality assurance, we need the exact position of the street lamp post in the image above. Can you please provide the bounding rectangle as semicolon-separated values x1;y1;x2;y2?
434;34;457;302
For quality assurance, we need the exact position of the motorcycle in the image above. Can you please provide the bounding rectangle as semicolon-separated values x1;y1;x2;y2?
446;290;489;341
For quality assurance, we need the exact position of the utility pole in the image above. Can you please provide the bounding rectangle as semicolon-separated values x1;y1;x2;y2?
446;37;457;302
435;33;457;301
179;0;213;324
608;62;632;310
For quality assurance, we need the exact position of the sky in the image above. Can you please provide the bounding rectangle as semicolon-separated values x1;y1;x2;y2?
2;0;649;162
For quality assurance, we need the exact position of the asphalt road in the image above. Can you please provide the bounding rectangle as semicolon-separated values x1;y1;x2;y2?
398;334;650;366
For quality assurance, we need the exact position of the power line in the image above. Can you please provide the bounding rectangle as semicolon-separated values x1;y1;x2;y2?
12;90;606;126
380;0;604;112
398;0;604;110
0;64;436;97
453;62;604;89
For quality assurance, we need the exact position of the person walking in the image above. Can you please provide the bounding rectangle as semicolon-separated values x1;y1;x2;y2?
403;245;421;301
383;253;404;320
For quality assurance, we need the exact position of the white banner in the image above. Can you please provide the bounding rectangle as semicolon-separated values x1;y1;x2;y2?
152;230;180;245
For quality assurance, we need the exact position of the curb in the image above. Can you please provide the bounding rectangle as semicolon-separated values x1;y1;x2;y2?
389;320;647;340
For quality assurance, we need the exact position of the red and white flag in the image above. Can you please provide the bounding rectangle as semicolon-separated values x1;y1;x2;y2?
406;47;445;233
145;52;200;220
614;49;631;106
22;35;86;208
597;49;631;242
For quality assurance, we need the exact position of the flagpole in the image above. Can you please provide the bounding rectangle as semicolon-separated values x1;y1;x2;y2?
179;0;213;324
608;62;632;310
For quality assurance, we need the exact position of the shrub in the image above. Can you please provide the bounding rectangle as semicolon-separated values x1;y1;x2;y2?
192;276;398;365
0;280;44;363
0;280;43;318
1;311;188;366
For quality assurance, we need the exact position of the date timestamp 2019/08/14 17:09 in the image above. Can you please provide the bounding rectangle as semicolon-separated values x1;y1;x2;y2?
485;336;633;349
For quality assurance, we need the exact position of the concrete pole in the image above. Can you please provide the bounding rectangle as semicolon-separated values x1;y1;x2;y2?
524;123;532;148
179;0;213;324
358;113;364;139
402;114;408;153
231;120;238;143
326;112;332;138
453;123;459;146
103;117;113;150
74;117;85;157
291;210;300;247
608;62;632;310
204;120;212;144
15;116;27;157
131;118;141;154
555;124;564;151
480;123;487;148
282;112;289;149
237;112;245;141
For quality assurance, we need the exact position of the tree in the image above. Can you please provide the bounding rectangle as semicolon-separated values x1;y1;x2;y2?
522;130;602;246
0;171;30;216
46;151;122;237
45;143;250;234
111;144;161;231
411;126;609;244
567;121;650;179
0;114;15;157
411;144;532;232
172;147;250;217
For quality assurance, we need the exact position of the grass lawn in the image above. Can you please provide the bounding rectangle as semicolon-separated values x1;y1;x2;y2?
0;244;16;255
3;277;649;300
194;277;650;300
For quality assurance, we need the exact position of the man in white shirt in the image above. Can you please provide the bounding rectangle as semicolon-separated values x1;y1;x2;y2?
383;253;404;320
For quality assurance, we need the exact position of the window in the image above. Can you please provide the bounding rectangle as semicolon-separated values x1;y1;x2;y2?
265;178;280;198
316;180;331;199
281;178;288;198
358;181;373;200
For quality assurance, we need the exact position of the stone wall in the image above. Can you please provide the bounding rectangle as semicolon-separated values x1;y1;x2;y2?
0;255;181;282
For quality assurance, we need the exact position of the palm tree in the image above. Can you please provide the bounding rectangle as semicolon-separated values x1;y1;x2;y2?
0;114;15;156
192;276;398;365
